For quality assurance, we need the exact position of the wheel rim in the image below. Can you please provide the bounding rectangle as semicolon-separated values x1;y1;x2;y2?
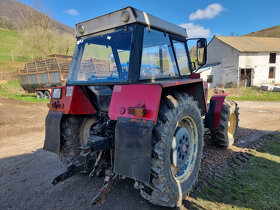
80;118;98;145
228;113;237;139
36;92;42;99
44;91;51;99
170;116;198;182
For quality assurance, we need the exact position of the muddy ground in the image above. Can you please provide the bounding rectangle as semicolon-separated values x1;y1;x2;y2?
0;98;279;210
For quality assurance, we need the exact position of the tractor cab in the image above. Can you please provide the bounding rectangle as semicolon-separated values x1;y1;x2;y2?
67;7;207;86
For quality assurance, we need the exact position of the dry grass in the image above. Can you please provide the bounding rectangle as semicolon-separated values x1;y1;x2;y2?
209;87;280;101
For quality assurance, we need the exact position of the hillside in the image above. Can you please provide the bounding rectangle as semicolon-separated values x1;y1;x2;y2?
0;30;25;72
0;0;74;34
0;0;76;80
244;25;280;38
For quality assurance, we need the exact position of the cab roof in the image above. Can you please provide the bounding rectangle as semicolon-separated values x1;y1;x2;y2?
75;7;188;38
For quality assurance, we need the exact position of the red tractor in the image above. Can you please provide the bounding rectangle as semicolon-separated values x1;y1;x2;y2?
44;7;239;207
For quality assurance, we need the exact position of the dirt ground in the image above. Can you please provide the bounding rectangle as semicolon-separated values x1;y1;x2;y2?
0;98;279;210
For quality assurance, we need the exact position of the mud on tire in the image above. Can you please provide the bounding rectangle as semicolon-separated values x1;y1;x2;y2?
212;99;239;147
59;115;97;165
140;92;204;207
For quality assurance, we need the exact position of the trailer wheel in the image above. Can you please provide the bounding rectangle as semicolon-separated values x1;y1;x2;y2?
43;91;51;100
212;99;239;147
140;92;204;207
59;115;98;164
36;91;44;99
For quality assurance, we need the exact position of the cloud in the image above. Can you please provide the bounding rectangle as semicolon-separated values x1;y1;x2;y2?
179;23;211;38
189;3;224;20
64;9;79;16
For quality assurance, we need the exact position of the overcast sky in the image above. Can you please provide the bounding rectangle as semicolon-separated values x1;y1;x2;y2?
20;0;280;39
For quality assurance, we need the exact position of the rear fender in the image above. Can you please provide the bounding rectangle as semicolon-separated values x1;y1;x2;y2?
161;81;207;115
109;84;162;124
109;84;162;184
48;86;96;115
205;94;228;131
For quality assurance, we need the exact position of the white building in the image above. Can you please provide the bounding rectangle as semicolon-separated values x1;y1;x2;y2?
199;36;280;88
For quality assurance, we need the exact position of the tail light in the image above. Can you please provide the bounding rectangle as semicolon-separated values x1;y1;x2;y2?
128;107;146;117
52;88;62;99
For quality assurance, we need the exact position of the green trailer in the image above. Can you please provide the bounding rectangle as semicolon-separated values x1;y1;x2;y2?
18;54;72;99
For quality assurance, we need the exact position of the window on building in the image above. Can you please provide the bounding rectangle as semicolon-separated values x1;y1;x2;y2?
207;75;213;83
269;53;276;63
269;67;275;78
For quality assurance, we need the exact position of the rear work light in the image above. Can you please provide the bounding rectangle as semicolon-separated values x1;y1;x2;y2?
128;107;146;117
52;88;61;99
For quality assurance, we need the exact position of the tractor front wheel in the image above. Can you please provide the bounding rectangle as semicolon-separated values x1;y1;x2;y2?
212;99;239;147
140;92;204;207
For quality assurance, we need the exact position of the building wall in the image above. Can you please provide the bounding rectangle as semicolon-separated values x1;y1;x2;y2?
239;52;280;86
199;65;221;89
206;37;239;87
276;53;280;85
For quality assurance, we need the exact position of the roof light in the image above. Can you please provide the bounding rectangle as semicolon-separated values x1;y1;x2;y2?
121;10;130;22
78;25;85;35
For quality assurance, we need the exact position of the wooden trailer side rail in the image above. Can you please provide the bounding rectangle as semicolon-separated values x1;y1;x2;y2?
18;55;72;93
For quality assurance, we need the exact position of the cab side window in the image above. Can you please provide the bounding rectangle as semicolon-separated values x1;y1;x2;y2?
172;40;190;75
140;29;179;79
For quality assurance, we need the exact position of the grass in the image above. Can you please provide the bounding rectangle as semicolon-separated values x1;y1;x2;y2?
0;29;27;72
209;87;280;101
0;80;48;103
187;133;280;209
0;29;28;62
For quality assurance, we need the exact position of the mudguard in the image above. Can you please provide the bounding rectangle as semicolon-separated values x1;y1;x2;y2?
48;86;96;115
205;94;228;131
43;111;63;154
114;117;153;184
109;84;162;124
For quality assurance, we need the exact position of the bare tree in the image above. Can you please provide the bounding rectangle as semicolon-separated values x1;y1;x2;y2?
15;0;75;59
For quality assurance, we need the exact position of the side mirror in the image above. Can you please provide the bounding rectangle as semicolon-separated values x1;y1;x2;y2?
196;38;207;66
191;62;197;70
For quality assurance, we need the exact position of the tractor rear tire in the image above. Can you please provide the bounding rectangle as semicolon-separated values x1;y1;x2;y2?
59;115;98;165
212;99;239;147
140;92;204;207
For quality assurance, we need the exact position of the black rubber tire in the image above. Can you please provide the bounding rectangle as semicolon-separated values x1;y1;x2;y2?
59;115;97;165
43;91;51;100
36;91;44;99
212;99;239;147
140;92;204;207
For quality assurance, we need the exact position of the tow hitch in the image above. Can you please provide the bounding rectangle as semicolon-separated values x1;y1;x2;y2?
51;135;115;205
92;172;118;206
52;155;95;185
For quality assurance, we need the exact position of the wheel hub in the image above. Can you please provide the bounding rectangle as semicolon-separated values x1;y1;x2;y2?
80;118;98;146
228;113;237;138
171;127;191;169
